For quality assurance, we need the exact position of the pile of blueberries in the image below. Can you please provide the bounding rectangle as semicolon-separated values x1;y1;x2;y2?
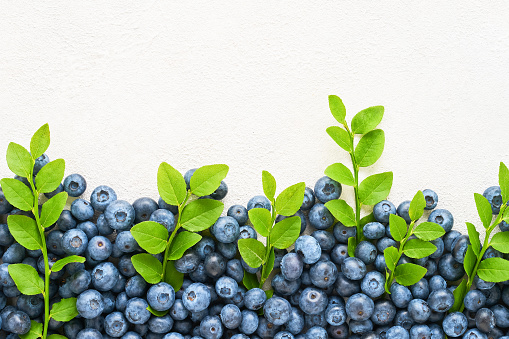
0;166;508;339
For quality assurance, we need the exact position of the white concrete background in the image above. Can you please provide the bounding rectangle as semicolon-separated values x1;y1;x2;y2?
1;1;508;237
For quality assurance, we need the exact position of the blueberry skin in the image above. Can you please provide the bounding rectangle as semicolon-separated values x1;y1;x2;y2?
263;296;292;326
476;307;496;333
16;294;44;318
158;196;178;215
363;222;386;240
373;200;397;223
162;333;185;339
444;230;461;252
104;311;129;337
294;235;321;264
390;283;413;308
407;299;431;323
200;315;223;339
314;176;342;203
70;199;94;221
438;253;465;281
62;229;88;255
210;180;228;200
442;312;468;337
64;173;87;197
244;288;266;310
331;244;349;266
422;189;438;210
69;269;91;294
220;304;241;329
361;271;385;298
146;282;175;311
462;328;488;339
194;236;215;260
0;223;14;247
182;283;211;312
429;275;447;291
105;200;135;231
409;324;431;339
77;220;98;239
211;216;240;244
301;187;316;211
87;235;113;261
325;304;346;326
430;237;444;259
89;185;117;212
280;253;303;281
227;205;248;226
0;189;13;214
148;315;174;334
397;201;412;223
311;230;335;252
349;319;373;334
341;257;367;281
174;250;200;274
333;223;356;244
239;310;258;335
386;326;410;339
4;310;30;334
76;289;104;319
116;231;139;253
247;195;271;211
411;278;430;300
474;275;495;290
452;235;470;264
216;242;237;260
308;203;334;230
428;209;454;232
334;271;361;298
2;243;25;263
271;273;301;296
346;293;375;321
184;168;197;189
215;276;238;299
132;197;159;223
118;255;136;277
427;289;455;314
299;287;328;315
310;260;337;288
76;328;102;339
484;186;503;214
125;297;150;324
371;299;396;326
305;326;328;339
355;241;377;265
463;290;486;312
126;275;147;298
92;262;119;291
149;209;176;233
55;210;77;232
491;304;509;328
276;210;308;234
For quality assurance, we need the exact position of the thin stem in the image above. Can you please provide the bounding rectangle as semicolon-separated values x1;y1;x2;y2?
386;221;414;289
346;126;362;243
259;201;277;289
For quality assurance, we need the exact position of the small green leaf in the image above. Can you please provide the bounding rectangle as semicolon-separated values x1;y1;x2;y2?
394;263;427;286
354;129;385;167
6;142;33;178
8;263;44;295
389;214;407;242
243;271;259;290
270;216;301;249
50;297;78;321
325;200;356;226
131;253;163;284
164;261;184;291
262;170;276;202
328;95;346;124
51;255;86;273
409;190;426;221
413;222;446;241
238;238;265;268
351;105;384;134
265;290;274;299
358;172;393;206
474;193;493;228
190;164;229;197
384;269;391;294
326;126;352;153
403;239;437;259
168;231;202;260
35;159;65;193
500;162;509;203
7;215;42;250
181;199;224;232
466;222;481;256
130;221;169;254
158;162;187;206
248;208;272;237
347;237;356;257
490;232;509;253
384;246;399;272
360;213;376;227
275;182;306;217
324;163;355;186
40;192;68;228
477;257;509;282
19;320;42;339
262;248;275;280
451;279;468;312
0;178;34;211
47;334;66;339
30;124;50;160
147;305;168;317
464;245;477;278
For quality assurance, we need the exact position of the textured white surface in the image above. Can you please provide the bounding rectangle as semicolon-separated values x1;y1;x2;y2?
1;2;509;237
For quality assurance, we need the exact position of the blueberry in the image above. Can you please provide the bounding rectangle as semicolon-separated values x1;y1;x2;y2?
148;315;174;334
125;275;147;298
281;253;304;281
116;231;139;253
306;326;328;338
263;296;292;325
397;201;411;223
174;250;200;274
349;319;373;334
118;255;136;277
244;288;266;310
2;243;25;263
390;283;412;308
491;304;509;328
89;185;117;212
276;210;308;234
361;271;385;298
92;262;119;291
330;244;349;266
0;223;14;246
407;299;431;323
220;304;241;329
64;173;87;197
363;222;386;240
226;259;244;283
325;304;346;326
70;199;95;221
484;186;503;214
150;209;176;232
125;297;150;324
310;230;335;252
476;307;495;333
474;275;495;290
438;253;465;281
298;287;328;315
87;235;113;261
132;197;158;223
200;315;223;339
211;216;240;243
77;328;102;339
104;311;128;337
444;230;461;252
341;257;367;280
334;272;361;297
427;289;454;313
239;309;258;335
17;294;43;318
158;196;178;215
333;222;356;244
430;237;444;259
314;176;341;203
76;289;104;319
464;289;486;312
77;220;98;239
346;293;375;321
216;242;237;260
227;205;248;226
386;325;410;339
0;190;13;214
462;328;488;339
301;187;316;211
162;333;185;339
69;269;91;294
62;229;88;255
411;278;430;300
395;310;415;330
215;276;238;299
442;312;468;337
371;300;396;326
355;241;377;265
47;229;66;255
184;168;197;189
373;200;397;223
271;273;301;296
428;209;454;232
147;282;175;311
452;234;470;264
294;235;321;264
422;189;438;210
194;236;216;260
183;283;211;312
310;259;337;288
247;195;271;211
308;203;334;230
210;180;228;200
105;200;135;231
409;324;431;339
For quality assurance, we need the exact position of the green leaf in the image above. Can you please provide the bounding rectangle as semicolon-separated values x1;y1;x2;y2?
243;271;259;290
40;192;68;228
7;215;42;250
270;216;301;249
147;305;168;317
474;193;493;228
490;232;509;253
47;334;66;339
35;159;65;193
328;95;346;124
477;257;509;282
180;199;224;232
8;263;44;295
190;164;229;197
384;246;399;272
130;221;169;254
164;261;184;291
500;162;509;203
265;290;274;299
50;297;78;321
464;245;477;278
262;170;276;202
354;129;385;167
19;320;42;339
6;142;33;178
347;237;356;257
451;279;468;312
466;222;481;256
262;248;275;280
30;123;50;160
248;208;272;237
324;163;355;186
358;172;393;206
403;239;437;259
168;231;202;260
384;269;391;294
275;182;305;217
238;238;265;268
0;178;34;211
326;126;352;153
413;222;446;241
351;105;384;134
157;162;187;206
409;190;426;221
394;263;427;286
389;214;407;242
325;199;356;226
131;253;163;284
51;255;86;273
360;213;376;227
